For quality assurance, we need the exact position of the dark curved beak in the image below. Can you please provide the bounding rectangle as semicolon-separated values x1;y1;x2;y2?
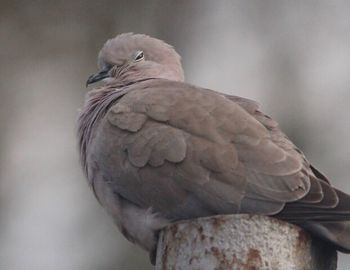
86;67;110;87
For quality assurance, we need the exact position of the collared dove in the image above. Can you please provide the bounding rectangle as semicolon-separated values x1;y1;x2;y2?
78;33;350;261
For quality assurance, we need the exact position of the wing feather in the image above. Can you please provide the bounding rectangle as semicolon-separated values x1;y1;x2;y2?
93;81;315;218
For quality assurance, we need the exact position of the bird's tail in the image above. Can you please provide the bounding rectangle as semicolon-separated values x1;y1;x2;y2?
279;187;350;252
303;220;350;253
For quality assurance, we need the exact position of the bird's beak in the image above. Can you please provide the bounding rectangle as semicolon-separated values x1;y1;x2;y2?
86;67;111;87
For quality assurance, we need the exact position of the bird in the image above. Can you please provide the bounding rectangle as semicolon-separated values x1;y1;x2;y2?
78;33;350;263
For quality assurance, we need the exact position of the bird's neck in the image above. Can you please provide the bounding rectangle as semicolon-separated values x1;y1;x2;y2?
77;87;124;175
77;78;161;175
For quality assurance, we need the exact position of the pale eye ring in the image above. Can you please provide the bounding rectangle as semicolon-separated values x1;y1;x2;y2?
133;50;144;62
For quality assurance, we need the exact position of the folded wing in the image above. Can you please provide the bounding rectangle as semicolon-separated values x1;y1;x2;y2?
92;79;350;251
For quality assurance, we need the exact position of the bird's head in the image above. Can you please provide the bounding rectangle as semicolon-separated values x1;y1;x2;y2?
86;33;185;87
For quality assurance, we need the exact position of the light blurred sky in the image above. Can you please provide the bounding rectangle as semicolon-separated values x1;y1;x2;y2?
0;1;349;269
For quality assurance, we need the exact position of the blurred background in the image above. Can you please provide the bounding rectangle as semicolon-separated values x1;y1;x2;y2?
1;0;350;269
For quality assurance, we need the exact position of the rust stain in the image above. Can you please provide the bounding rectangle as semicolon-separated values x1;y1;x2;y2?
211;246;220;257
212;216;226;228
161;233;169;270
197;225;206;241
198;225;203;233
297;229;309;248
243;248;263;270
168;224;178;238
209;246;237;270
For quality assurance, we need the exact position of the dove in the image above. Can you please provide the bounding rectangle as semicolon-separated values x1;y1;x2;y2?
78;33;350;262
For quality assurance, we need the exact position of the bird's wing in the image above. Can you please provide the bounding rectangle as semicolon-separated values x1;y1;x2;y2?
228;93;350;218
92;80;334;219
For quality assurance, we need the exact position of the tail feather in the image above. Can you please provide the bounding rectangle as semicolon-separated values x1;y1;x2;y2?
303;221;350;253
276;169;350;253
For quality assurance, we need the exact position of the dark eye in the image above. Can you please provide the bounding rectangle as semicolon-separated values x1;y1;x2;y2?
134;50;144;62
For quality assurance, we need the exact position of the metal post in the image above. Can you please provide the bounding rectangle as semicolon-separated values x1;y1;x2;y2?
155;214;337;270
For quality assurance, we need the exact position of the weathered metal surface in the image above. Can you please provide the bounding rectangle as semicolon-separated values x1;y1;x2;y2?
155;214;337;270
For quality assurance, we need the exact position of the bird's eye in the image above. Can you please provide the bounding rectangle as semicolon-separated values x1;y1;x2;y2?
133;50;144;62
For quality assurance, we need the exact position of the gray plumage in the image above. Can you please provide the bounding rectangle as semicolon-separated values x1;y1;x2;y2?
78;33;350;259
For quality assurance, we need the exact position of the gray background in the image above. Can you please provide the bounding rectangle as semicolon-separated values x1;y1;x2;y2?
1;0;350;269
